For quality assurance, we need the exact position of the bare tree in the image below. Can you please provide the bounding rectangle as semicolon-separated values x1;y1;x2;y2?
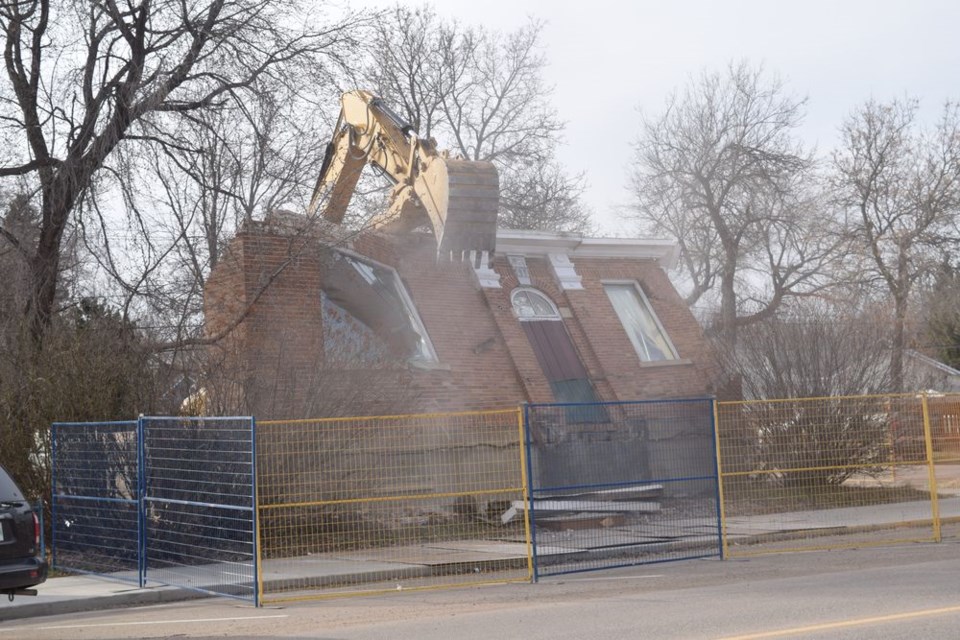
630;62;841;347
150;80;332;259
922;261;960;369
364;5;592;233
0;295;178;500
365;5;447;140
718;303;947;490
0;192;39;329
832;98;960;390
498;161;592;233
0;0;362;348
78;77;335;349
720;304;896;400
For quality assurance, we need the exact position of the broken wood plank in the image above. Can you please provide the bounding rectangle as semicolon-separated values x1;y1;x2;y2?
527;499;661;513
500;499;661;524
539;484;664;502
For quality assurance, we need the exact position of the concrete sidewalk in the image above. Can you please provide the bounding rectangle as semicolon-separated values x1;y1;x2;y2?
0;540;535;622
4;497;959;622
725;496;960;538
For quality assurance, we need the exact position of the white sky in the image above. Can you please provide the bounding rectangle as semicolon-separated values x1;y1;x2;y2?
347;0;960;233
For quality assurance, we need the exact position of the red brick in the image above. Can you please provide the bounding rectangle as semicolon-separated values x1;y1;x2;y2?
204;224;719;418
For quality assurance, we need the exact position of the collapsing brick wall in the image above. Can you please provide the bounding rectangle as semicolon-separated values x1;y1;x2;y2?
204;219;720;419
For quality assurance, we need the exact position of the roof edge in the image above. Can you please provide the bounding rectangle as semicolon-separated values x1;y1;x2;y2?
495;229;679;269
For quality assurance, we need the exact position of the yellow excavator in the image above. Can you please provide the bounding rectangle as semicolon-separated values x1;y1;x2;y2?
307;90;499;264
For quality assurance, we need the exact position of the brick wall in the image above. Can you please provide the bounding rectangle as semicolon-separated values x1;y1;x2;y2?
477;253;717;404
562;257;718;400
362;233;529;412
204;222;370;418
203;225;718;418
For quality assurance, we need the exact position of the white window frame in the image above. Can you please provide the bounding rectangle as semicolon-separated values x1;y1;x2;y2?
510;287;562;322
334;249;439;363
602;280;679;362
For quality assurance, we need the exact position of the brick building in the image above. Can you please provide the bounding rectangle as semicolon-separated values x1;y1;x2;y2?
203;215;719;419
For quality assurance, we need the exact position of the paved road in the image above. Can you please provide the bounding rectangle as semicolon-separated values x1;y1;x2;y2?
3;540;959;639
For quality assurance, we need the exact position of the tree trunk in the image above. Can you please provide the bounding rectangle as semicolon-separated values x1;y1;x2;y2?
25;177;75;347
718;251;739;349
891;294;907;392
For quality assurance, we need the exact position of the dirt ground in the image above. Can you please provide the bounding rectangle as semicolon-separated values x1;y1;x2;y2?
894;462;960;494
845;461;960;495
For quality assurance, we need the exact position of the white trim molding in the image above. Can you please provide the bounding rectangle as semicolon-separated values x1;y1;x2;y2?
507;254;532;285
495;229;680;270
548;253;583;290
472;261;502;289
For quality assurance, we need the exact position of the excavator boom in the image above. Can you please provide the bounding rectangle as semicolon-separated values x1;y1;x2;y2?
308;91;499;261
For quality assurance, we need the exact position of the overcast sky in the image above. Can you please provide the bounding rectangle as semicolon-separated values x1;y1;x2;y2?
347;0;960;233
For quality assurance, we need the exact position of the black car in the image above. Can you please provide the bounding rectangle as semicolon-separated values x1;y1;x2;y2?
0;465;47;600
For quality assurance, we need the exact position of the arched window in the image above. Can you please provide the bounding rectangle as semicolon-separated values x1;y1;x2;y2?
511;288;560;320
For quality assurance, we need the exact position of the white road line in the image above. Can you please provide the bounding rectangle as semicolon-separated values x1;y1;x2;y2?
0;614;288;633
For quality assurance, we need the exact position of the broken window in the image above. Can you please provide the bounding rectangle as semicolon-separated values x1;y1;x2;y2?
604;283;677;362
321;251;437;364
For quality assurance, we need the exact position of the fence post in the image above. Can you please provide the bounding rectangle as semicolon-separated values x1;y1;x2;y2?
514;407;535;584
51;423;58;572
711;397;728;560
137;415;146;588
920;393;942;543
522;403;540;582
251;416;262;607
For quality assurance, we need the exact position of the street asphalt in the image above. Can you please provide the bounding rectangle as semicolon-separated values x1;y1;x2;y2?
3;496;958;623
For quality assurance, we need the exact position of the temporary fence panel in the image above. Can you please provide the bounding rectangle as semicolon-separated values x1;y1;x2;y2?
51;421;141;584
524;398;721;579
716;394;940;557
141;417;257;604
256;409;531;603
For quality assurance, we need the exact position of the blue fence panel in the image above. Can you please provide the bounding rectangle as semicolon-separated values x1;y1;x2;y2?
51;421;141;584
524;398;721;578
141;417;256;604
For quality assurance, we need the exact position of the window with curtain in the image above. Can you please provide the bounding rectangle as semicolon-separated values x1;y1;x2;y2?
603;283;678;362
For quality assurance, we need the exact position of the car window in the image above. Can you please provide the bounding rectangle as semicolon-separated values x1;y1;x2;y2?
0;464;25;501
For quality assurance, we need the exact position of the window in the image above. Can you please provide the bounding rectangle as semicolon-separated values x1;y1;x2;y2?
604;283;678;362
511;288;560;320
322;251;437;364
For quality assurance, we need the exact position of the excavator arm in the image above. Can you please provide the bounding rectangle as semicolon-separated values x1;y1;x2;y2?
308;90;499;261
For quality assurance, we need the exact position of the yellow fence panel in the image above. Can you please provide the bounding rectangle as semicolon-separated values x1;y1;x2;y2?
256;409;532;602
716;394;942;557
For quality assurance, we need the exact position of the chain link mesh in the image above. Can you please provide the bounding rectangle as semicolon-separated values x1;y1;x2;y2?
256;409;531;602
525;398;721;577
716;394;944;556
51;421;141;582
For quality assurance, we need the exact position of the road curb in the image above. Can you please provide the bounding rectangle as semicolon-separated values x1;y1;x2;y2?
0;585;206;622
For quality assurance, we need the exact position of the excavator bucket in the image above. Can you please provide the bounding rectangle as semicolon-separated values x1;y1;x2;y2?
313;90;500;261
415;158;499;261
